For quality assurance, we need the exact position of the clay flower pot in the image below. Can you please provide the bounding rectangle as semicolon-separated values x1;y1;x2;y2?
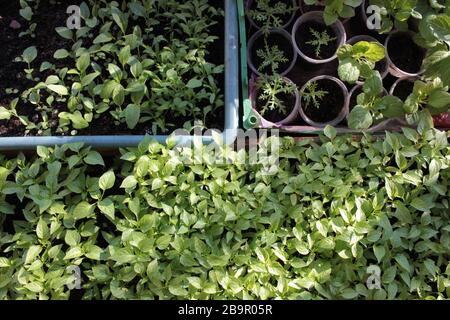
385;31;426;78
247;28;298;76
291;11;346;64
298;75;349;127
246;0;298;30
389;76;419;100
251;76;300;125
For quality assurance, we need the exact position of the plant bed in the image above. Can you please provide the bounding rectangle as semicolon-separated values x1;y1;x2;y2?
1;126;450;300
239;0;450;134
0;0;239;150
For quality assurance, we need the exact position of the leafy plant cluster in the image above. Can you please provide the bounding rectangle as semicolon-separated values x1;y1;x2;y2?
306;27;337;58
255;75;297;116
1;125;450;299
304;0;363;25
247;1;300;118
247;0;299;34
301;81;329;110
338;12;450;130
2;0;225;135
336;40;403;129
363;3;450;130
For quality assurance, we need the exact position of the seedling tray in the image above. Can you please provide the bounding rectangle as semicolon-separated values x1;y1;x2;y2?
0;0;239;150
238;0;447;134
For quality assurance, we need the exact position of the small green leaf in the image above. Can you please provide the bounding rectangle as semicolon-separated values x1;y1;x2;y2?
64;247;83;260
20;6;33;20
395;254;411;273
99;171;115;191
72;201;95;220
84;151;105;166
76;53;90;73
47;84;68;96
93;33;113;44
373;245;386;263
55;27;73;40
324;125;336;140
54;49;70;59
36;218;49;240
25;282;43;293
65;230;81;247
187;78;202;89
25;245;42;264
98;198;115;220
22;46;37;64
121;176;137;189
124;104;140;129
348;105;373;129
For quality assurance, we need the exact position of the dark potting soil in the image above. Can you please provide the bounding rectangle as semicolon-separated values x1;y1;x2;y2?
303;79;344;123
251;32;294;75
248;0;295;28
393;80;415;101
300;4;324;14
255;91;296;123
296;21;339;60
387;34;425;74
0;0;225;137
375;59;387;75
349;86;363;111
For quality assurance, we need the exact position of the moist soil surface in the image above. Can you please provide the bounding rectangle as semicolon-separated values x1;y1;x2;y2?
302;79;344;123
296;21;339;60
387;34;425;74
300;4;325;14
392;80;415;100
255;90;296;123
349;86;363;112
251;32;295;75
0;0;225;137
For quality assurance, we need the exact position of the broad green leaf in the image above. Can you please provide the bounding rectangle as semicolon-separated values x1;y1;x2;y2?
55;27;73;40
76;53;90;73
36;218;49;240
348;105;372;129
373;245;386;263
93;33;113;44
72;201;95;220
54;49;70;59
99;171;115;191
22;46;37;64
120;176;137;189
125;104;140;129
65;230;81;247
47;84;68;96
84;151;105;166
187;78;203;89
98;198;115;220
25;245;42;264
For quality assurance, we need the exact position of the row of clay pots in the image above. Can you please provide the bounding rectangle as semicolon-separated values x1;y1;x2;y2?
248;11;423;77
247;11;346;74
253;74;416;129
247;6;427;127
251;74;348;127
246;0;348;30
